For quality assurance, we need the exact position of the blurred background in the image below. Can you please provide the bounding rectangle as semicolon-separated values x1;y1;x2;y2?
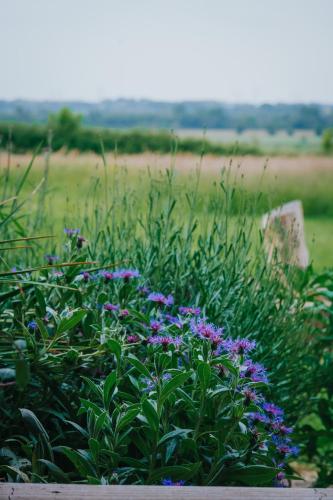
0;0;332;267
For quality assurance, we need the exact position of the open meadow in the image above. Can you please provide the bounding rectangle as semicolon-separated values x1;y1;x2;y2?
2;151;333;269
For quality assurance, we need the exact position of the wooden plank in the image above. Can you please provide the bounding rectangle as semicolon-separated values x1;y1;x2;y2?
262;200;309;268
0;483;332;500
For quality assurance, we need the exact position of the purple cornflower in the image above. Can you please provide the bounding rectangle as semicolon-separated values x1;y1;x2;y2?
222;338;256;355
101;270;114;281
148;336;182;350
162;479;185;486
248;412;270;425
137;285;150;295
243;388;258;406
27;320;37;330
119;309;129;318
149;319;164;334
271;421;293;436
77;236;86;249
44;254;59;265
240;359;268;383
148;292;174;307
64;228;80;236
179;306;201;316
112;268;140;280
276;443;299;458
190;319;224;345
104;303;120;312
81;271;90;282
263;402;284;418
52;271;63;277
165;314;183;329
142;373;172;392
127;335;140;343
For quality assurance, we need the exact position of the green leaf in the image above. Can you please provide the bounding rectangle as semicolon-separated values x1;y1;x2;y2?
106;339;121;364
36;318;49;342
227;465;278;486
103;371;117;409
197;362;211;389
142;399;159;433
158;428;193;446
211;356;238;376
128;354;152;379
57;309;86;334
149;463;200;483
116;406;140;432
159;371;192;406
15;358;30;390
56;446;96;478
38;459;69;483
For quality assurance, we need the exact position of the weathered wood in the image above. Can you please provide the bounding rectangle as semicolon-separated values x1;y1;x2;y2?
262;200;309;268
0;483;332;500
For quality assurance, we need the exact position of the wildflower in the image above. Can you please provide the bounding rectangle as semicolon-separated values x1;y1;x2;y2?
137;285;150;295
101;270;114;281
149;319;164;334
165;314;183;329
240;359;268;383
263;402;284;418
276;442;299;458
190;318;224;345
52;271;64;278
77;236;86;249
222;338;256;355
243;388;258;406
162;478;185;486
112;268;140;280
148;292;174;306
44;254;59;265
271;420;293;436
142;373;172;392
64;228;80;236
119;309;129;318
104;303;120;312
179;306;201;316
148;336;182;350
27;320;37;330
127;335;139;343
248;412;270;425
82;271;90;282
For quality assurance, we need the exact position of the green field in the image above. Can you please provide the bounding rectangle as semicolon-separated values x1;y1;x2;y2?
2;151;333;270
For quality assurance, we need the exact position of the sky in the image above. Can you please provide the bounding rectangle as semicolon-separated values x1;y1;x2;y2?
1;0;333;104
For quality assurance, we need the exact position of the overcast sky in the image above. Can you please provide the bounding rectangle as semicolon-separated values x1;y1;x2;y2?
1;0;333;103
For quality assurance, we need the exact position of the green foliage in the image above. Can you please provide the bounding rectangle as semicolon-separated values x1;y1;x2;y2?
0;117;260;156
322;128;333;154
0;150;332;486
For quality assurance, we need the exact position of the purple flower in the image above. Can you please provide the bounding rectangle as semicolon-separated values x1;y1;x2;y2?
137;285;150;295
263;402;284;418
248;412;270;425
104;303;120;312
276;443;299;458
222;338;256;355
148;336;182;350
190;319;224;344
77;236;86;249
271;421;293;436
127;335;140;343
81;271;90;282
101;270;114;281
148;292;174;307
240;359;268;383
149;319;164;333
44;254;59;265
119;309;129;318
142;373;171;392
27;320;37;330
179;306;201;316
243;388;258;405
64;228;80;236
162;478;185;486
112;268;140;280
165;314;183;329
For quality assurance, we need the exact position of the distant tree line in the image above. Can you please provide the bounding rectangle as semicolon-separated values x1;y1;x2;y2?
0;99;332;133
0;109;260;156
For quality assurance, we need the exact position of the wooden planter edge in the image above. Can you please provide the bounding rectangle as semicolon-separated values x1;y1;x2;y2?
0;483;332;500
